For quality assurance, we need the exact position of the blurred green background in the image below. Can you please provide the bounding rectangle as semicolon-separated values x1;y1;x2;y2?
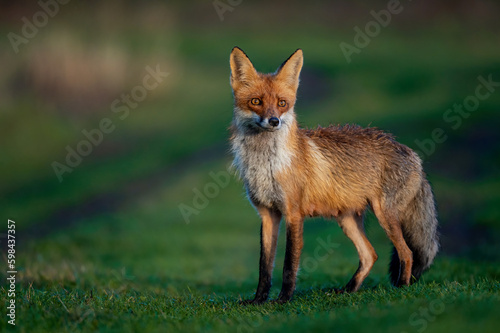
1;1;499;332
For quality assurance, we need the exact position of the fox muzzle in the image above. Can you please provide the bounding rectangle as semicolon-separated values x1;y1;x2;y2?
258;116;281;131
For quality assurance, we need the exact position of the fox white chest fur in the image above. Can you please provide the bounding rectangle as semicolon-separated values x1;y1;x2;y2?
231;112;295;208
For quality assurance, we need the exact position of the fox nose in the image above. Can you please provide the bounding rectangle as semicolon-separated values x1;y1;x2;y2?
269;117;280;127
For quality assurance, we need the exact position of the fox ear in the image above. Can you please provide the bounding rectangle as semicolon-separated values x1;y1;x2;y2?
230;47;258;91
276;49;303;91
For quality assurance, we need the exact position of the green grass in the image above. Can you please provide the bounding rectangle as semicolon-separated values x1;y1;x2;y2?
2;159;500;332
1;2;500;332
5;280;500;332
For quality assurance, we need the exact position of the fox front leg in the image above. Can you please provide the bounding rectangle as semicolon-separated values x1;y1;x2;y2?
242;207;281;305
275;217;304;303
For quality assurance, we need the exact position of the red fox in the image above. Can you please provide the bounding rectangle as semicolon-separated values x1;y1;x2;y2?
229;47;439;304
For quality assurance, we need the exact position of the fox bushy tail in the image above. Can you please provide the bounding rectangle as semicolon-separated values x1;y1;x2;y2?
390;178;439;285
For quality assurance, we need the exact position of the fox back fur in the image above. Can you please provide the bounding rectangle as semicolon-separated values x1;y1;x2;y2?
229;47;439;304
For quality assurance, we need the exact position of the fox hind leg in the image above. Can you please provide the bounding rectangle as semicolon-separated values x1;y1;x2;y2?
371;198;413;286
338;211;378;293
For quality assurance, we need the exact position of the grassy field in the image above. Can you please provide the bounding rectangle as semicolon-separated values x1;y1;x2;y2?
1;2;500;332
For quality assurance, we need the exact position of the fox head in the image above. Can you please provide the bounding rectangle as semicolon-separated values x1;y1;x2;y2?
230;47;303;132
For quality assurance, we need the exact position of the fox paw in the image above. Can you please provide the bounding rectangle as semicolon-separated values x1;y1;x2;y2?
240;298;267;306
271;294;292;304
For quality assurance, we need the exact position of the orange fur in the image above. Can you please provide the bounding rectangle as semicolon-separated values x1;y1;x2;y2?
229;47;439;304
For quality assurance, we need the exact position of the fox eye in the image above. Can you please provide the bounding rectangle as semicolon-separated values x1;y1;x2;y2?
251;98;261;105
278;100;287;107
